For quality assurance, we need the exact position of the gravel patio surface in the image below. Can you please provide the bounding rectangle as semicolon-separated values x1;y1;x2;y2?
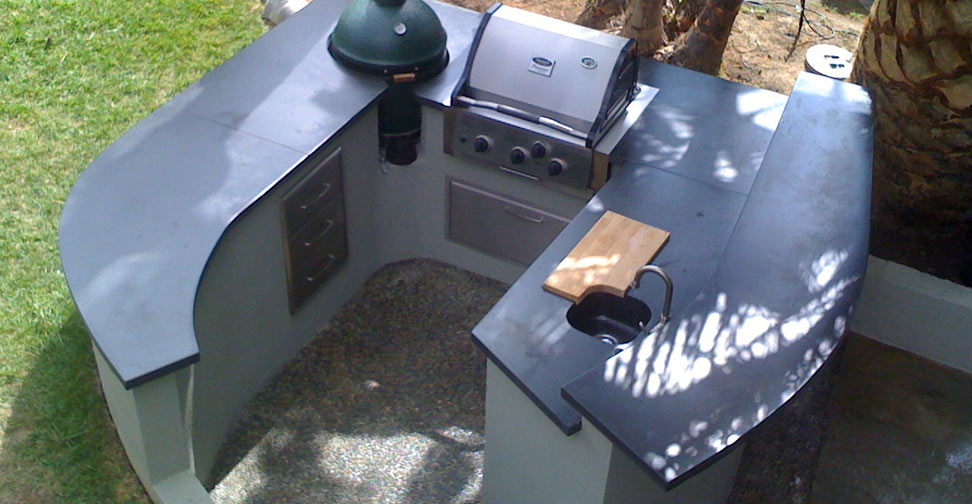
209;259;507;504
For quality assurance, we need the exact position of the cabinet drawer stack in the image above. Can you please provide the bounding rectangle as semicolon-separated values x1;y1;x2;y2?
281;147;347;313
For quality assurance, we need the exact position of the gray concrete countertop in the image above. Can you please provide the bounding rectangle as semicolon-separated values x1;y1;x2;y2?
59;108;308;386
474;70;873;488
59;0;478;388
567;72;872;488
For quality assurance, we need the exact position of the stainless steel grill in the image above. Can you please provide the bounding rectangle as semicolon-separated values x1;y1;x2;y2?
444;3;640;192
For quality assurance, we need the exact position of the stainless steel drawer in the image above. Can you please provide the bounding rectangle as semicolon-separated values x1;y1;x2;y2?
449;179;571;265
288;196;346;263
288;238;347;314
283;194;348;313
281;146;348;313
282;147;343;235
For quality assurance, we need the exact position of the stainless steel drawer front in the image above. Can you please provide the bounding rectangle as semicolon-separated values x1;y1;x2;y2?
449;179;570;265
289;197;346;272
282;147;343;235
288;230;348;313
282;147;348;314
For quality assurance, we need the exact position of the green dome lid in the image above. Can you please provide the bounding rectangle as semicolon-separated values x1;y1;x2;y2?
329;0;448;82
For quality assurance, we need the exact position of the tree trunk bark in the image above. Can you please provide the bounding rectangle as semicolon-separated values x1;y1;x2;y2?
674;0;707;33
852;0;972;284
667;0;744;74
576;0;625;29
621;0;668;55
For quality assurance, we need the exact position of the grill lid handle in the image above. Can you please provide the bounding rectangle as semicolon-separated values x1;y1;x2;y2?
454;95;586;140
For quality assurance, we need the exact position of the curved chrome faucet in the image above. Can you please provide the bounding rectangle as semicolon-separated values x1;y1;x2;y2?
629;264;673;336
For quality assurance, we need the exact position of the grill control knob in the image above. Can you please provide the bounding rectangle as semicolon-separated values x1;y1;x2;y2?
530;141;548;159
473;135;492;153
547;158;567;177
510;147;527;165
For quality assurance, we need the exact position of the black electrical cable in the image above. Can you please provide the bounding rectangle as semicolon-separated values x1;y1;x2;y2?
786;0;807;60
742;0;861;40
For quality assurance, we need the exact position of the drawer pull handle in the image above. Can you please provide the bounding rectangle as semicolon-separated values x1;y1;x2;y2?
300;183;332;211
503;205;544;224
303;219;335;248
499;166;540;181
305;254;337;282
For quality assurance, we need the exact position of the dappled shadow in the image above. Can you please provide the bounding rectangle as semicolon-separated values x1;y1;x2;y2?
597;243;862;484
545;253;622;298
207;259;505;503
727;334;846;504
0;308;148;503
612;61;789;196
607;248;855;400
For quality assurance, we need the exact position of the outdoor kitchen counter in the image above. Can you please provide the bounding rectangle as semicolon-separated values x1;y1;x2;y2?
58;0;873;497
473;70;873;488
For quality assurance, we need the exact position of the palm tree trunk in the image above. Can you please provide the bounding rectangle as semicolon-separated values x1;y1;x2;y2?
667;0;744;74
851;0;972;284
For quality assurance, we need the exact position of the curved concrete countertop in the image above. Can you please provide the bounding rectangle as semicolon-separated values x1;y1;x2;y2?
566;72;873;489
59;0;475;388
59;0;872;499
473;68;873;488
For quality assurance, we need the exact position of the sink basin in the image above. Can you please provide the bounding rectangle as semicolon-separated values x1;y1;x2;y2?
567;292;651;347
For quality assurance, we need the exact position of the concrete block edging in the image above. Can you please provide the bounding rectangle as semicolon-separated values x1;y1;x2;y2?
851;256;972;375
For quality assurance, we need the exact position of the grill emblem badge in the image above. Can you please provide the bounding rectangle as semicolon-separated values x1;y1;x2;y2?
528;56;555;77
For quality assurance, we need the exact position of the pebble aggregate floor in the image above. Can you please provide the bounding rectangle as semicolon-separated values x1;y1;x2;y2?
209;259;507;503
208;259;972;503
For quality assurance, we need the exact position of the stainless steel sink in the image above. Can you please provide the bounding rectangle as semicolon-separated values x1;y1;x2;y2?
566;292;651;347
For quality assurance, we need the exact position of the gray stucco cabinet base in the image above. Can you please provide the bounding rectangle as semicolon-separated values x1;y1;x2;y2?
483;362;744;504
93;346;211;503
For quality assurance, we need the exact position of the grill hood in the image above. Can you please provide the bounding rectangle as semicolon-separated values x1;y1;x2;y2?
453;4;639;145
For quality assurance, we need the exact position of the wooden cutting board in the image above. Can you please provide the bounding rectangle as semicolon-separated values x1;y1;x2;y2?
543;211;669;303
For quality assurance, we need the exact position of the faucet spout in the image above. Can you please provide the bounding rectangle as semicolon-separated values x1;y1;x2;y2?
629;265;673;334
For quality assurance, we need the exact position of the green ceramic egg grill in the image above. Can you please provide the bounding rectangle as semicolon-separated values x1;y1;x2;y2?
329;0;449;164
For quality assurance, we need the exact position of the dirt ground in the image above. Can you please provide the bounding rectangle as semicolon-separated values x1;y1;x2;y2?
444;0;868;95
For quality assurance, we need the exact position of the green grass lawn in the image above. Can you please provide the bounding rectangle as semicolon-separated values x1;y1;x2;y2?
0;1;265;501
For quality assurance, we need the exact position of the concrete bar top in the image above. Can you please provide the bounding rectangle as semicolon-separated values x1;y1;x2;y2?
567;72;873;487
